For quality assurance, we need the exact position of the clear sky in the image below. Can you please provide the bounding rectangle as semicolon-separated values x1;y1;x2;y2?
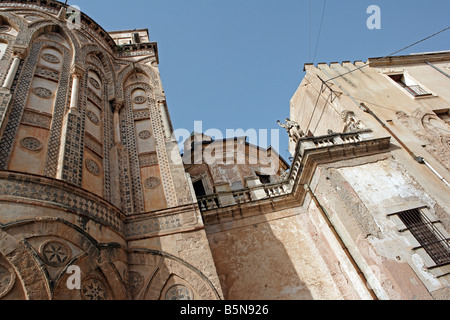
70;0;450;162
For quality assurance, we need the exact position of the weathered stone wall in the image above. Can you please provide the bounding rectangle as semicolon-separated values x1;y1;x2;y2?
313;154;449;299
205;203;373;300
0;1;223;300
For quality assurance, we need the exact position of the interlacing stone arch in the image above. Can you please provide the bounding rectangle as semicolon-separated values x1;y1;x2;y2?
130;249;222;300
80;46;117;99
0;218;129;300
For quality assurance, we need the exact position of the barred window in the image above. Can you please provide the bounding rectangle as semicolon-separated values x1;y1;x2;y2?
398;209;450;267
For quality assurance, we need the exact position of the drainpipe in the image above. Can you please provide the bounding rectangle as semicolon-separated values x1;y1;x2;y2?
425;61;450;79
304;184;379;300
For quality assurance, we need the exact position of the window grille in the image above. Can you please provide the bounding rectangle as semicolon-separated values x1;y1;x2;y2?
388;74;431;97
398;209;450;267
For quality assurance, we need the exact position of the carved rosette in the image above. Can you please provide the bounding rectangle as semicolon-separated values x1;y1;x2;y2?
42;54;60;64
144;177;160;189
138;130;152;140
32;87;53;99
89;77;101;90
134;96;147;104
126;271;144;296
86;110;100;125
165;285;193;300
20;137;43;152
0;262;15;299
85;158;101;176
81;277;108;300
41;241;70;267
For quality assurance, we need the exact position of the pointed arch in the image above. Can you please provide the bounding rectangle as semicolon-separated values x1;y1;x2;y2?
81;45;117;99
2;218;129;300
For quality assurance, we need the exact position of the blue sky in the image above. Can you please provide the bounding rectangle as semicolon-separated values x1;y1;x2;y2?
72;0;450;161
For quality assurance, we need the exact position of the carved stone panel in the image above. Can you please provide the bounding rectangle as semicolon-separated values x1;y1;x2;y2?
20;137;43;152
144;176;160;189
165;285;193;300
0;261;16;299
41;241;70;267
81;277;108;300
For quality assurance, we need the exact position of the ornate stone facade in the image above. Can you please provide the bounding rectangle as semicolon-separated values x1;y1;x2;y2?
0;1;222;300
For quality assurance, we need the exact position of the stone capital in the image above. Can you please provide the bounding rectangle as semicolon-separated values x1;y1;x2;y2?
11;45;27;59
70;65;85;77
112;98;124;112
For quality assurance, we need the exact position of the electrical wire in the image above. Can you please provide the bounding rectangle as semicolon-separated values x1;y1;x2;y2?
312;0;327;64
308;0;312;62
325;26;450;83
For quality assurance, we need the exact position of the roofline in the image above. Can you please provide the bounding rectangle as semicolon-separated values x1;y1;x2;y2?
303;50;450;71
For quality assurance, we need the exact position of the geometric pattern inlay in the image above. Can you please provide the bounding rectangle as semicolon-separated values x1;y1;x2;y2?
134;96;146;104
89;77;100;90
20;136;43;151
32;87;53;99
0;175;123;232
86;110;100;125
144;176;160;189
0;262;15;299
42;53;60;64
85;158;101;176
138;130;151;140
43;45;71;179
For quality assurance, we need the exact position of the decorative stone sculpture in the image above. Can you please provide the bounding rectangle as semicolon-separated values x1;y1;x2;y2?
277;118;305;142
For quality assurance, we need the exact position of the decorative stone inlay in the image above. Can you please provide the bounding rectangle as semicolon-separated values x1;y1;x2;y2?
44;33;63;42
0;262;15;299
22;110;52;129
81;277;108;300
165;285;193;300
86;110;100;125
0;26;11;33
89;77;100;90
139;153;158;167
138;130;152;140
24;15;41;21
41;241;70;267
144;177;160;189
85;158;101;176
127;271;144;296
134;96;147;104
32;87;53;99
42;53;60;64
20;137;43;152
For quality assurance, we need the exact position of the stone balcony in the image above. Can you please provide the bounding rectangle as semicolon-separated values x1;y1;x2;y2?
197;130;391;223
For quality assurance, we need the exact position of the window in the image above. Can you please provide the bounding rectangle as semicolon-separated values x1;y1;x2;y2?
398;208;450;266
193;180;206;198
256;173;271;184
388;74;432;97
133;32;141;44
434;109;450;125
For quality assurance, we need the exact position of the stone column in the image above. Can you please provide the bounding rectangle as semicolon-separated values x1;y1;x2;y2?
56;67;84;182
158;99;173;140
69;72;81;111
113;99;123;144
2;56;21;90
